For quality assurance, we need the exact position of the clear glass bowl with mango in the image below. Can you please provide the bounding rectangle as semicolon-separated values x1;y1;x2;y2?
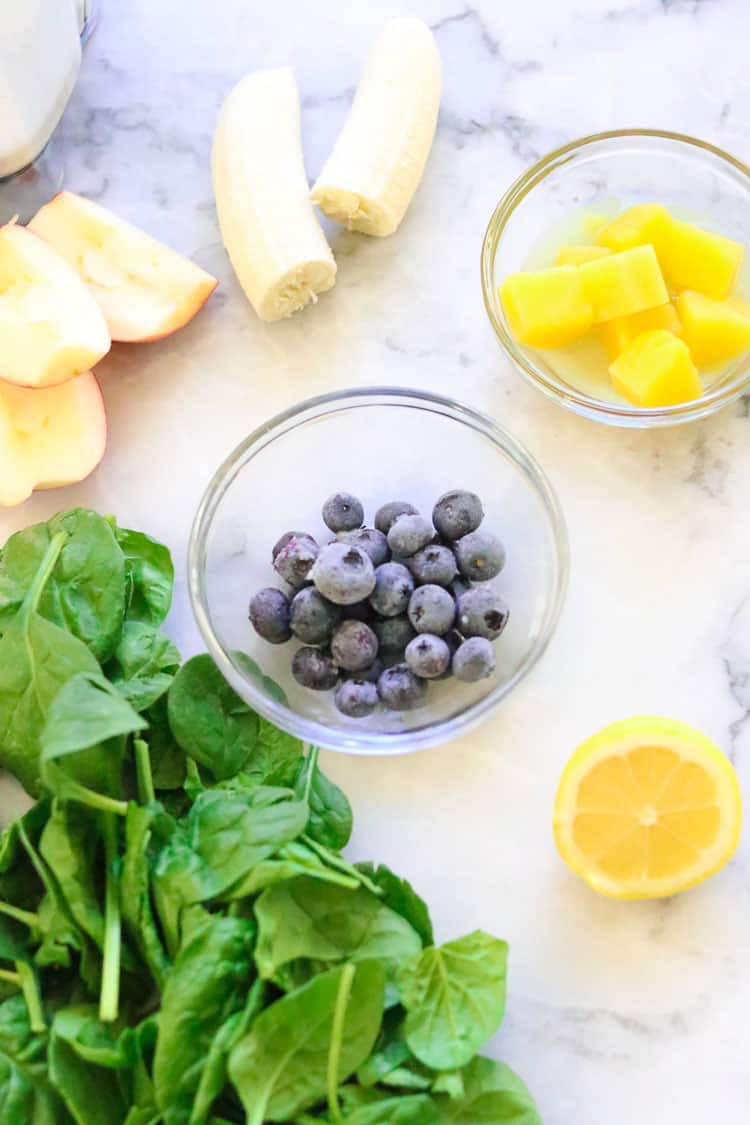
482;130;750;426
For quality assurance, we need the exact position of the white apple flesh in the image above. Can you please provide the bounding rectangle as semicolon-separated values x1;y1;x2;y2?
0;371;107;506
29;192;218;342
0;223;111;388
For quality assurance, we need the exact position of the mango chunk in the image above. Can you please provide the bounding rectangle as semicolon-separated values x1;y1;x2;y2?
580;245;669;323
582;213;610;239
659;220;743;300
609;329;702;407
675;290;750;367
599;302;682;360
555;245;612;267
499;267;593;348
597;204;672;256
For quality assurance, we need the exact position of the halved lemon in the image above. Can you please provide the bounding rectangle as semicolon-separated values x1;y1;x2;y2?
554;716;742;899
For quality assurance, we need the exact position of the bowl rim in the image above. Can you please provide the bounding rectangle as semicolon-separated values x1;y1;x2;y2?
188;386;570;755
481;128;750;427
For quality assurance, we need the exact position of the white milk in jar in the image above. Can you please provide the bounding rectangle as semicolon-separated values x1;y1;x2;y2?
0;1;81;179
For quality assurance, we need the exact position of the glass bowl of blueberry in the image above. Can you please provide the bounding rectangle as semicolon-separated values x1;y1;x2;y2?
188;387;569;755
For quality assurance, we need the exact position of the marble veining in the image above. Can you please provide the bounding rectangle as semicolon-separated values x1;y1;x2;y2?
1;1;750;1122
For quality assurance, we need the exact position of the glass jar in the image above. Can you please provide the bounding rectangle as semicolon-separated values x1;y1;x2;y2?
0;0;81;219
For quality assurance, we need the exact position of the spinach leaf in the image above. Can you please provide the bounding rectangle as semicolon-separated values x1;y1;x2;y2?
41;672;146;763
39;803;104;949
49;1009;129;1125
401;932;508;1071
153;916;256;1125
228;961;385;1124
108;622;180;713
254;877;422;982
189;978;265;1125
154;788;309;911
355;1009;413;1088
223;840;361;900
115;526;174;628
233;652;287;705
355;863;433;947
121;804;170;989
343;1093;439;1124
0;994;68;1124
142;698;186;791
0;533;100;796
39;672;143;810
50;1005;136;1069
242;718;303;788
0;509;126;663
435;1056;542;1124
167;656;259;780
294;749;352;851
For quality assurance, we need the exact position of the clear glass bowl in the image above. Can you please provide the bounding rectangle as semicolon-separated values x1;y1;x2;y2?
189;388;569;755
481;129;750;427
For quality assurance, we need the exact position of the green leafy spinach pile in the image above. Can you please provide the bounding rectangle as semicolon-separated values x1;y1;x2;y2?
0;508;542;1124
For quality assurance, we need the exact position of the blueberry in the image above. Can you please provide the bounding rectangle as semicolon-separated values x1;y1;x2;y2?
310;542;376;605
435;629;463;680
334;679;379;718
373;614;416;654
369;562;414;617
405;634;451;679
322;492;364;533
331;620;379;672
273;534;320;589
453;637;496;682
374;501;418;535
292;647;339;691
408;585;456;635
432;490;484;540
338;527;391;567
348;657;384;684
289;587;342;645
272;530;316;561
407;544;458;588
456;586;509;640
249;588;291;644
450;575;471;601
377;664;428;711
387;514;434;558
343;600;377;625
454;530;506;582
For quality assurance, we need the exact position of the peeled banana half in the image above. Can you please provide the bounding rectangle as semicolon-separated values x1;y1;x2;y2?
312;18;442;237
212;67;336;322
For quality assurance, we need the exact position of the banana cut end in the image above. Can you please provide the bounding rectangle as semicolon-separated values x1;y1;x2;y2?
257;258;337;322
311;187;396;237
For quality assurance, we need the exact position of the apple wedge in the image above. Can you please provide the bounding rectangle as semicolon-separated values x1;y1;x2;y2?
0;223;111;388
0;372;107;506
29;192;218;342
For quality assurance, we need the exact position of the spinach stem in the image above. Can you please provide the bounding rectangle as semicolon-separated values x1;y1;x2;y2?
100;813;122;1022
327;962;355;1124
134;738;155;805
0;969;20;985
0;901;38;928
22;531;67;616
16;961;45;1032
59;775;129;817
301;744;319;803
301;835;382;896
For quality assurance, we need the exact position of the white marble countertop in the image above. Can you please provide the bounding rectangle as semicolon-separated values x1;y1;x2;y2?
3;1;750;1121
